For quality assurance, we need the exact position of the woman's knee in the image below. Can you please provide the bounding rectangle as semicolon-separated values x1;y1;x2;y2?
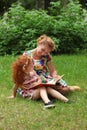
52;85;70;94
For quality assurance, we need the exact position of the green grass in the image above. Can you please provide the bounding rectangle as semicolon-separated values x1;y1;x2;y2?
0;54;87;130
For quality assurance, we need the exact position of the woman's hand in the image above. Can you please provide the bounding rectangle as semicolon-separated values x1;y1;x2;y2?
52;74;61;79
47;61;60;78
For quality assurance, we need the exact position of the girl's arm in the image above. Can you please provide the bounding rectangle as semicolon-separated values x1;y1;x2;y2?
8;84;18;99
47;61;61;79
13;84;18;97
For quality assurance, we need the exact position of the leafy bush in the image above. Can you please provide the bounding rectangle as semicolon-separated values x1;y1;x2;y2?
49;1;87;53
0;1;87;55
0;4;59;55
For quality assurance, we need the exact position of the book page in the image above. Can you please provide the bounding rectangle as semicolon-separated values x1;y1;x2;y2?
29;74;64;89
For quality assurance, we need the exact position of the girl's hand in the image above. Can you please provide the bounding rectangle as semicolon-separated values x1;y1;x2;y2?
38;78;42;84
7;95;15;99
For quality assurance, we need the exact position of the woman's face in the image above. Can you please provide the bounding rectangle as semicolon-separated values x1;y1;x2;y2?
36;44;51;57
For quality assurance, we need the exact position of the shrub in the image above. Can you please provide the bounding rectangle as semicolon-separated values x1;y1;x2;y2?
0;4;59;55
49;1;87;53
0;1;87;55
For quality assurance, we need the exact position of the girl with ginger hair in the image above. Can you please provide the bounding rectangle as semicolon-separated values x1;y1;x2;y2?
9;55;69;108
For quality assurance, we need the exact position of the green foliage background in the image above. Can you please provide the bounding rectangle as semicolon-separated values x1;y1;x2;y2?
0;1;87;55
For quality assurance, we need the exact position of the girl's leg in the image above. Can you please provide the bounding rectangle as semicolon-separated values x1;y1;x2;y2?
33;87;55;108
32;88;40;100
39;87;50;104
47;87;69;102
32;87;50;103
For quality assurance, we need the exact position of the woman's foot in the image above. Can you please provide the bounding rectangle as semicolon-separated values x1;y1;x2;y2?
69;86;81;92
44;101;55;108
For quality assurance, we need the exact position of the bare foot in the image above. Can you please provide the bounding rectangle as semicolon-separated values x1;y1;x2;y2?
69;86;81;92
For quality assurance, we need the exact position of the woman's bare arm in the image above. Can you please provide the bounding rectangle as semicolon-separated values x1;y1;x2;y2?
47;61;61;79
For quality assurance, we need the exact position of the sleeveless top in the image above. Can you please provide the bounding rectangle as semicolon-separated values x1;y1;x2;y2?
26;50;54;83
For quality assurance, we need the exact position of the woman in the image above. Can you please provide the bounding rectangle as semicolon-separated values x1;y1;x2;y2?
12;34;80;108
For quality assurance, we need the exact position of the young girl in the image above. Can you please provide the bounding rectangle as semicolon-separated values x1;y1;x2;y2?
23;34;80;94
9;55;69;108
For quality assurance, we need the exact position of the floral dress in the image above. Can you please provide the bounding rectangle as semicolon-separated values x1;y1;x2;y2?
27;50;54;83
17;72;39;98
27;50;67;87
17;50;67;98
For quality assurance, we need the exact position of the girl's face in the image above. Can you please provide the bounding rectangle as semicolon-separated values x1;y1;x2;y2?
36;44;51;57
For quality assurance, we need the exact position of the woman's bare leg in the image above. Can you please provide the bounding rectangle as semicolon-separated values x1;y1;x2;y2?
47;87;69;102
67;86;81;92
53;85;81;94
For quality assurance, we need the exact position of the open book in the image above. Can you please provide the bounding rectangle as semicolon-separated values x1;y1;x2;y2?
29;74;64;89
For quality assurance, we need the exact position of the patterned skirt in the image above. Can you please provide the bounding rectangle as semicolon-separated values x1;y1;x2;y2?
39;72;67;87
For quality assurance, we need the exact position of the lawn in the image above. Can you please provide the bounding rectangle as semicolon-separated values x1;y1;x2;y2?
0;54;87;130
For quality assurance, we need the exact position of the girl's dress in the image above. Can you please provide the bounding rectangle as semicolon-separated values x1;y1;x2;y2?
18;72;38;98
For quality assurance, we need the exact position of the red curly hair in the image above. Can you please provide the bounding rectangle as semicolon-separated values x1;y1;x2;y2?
12;55;32;86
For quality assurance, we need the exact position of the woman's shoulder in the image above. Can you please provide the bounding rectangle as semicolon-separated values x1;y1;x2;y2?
27;50;32;56
23;50;33;56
